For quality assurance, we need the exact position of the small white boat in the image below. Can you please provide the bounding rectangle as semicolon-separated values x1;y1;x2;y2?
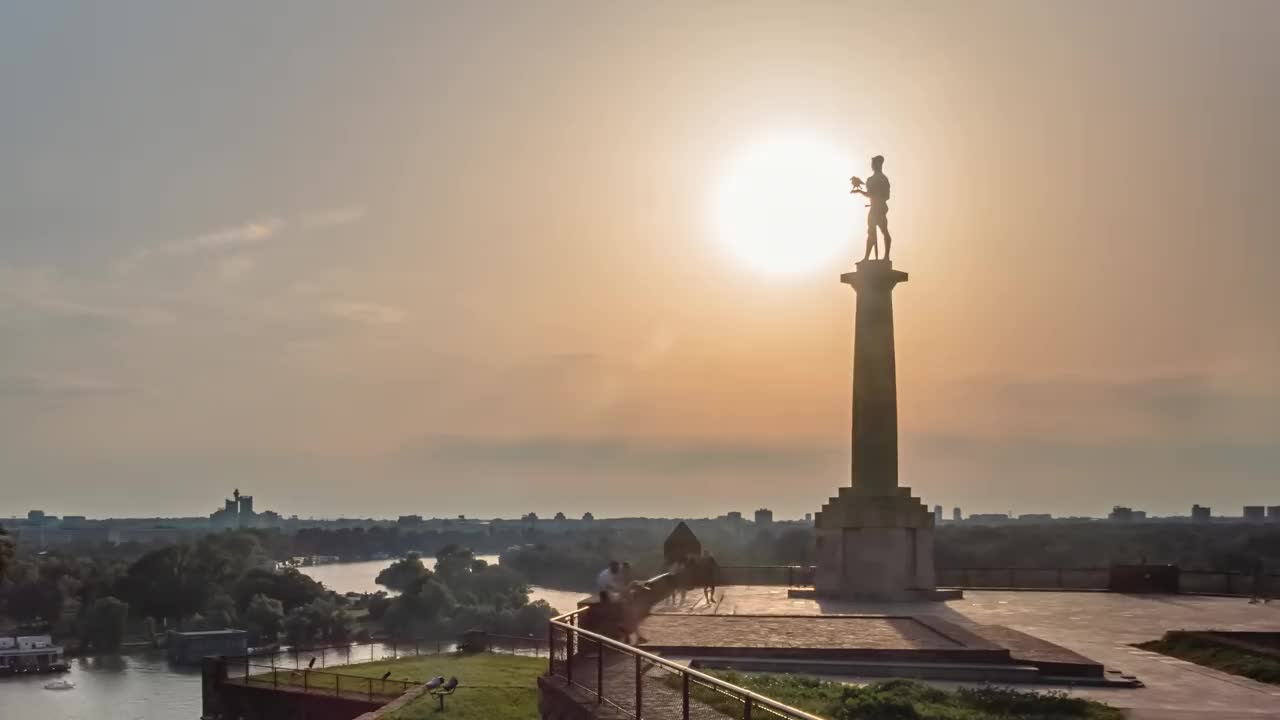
43;679;75;690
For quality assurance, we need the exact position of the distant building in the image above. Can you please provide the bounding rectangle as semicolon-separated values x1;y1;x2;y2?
804;512;813;524
952;507;962;522
1268;506;1280;521
167;630;246;665
1191;504;1211;521
1243;506;1265;522
26;510;46;524
1017;513;1053;522
754;508;773;525
210;488;264;528
1109;506;1146;522
933;505;943;522
397;515;424;526
968;513;1011;524
725;511;743;521
0;635;67;673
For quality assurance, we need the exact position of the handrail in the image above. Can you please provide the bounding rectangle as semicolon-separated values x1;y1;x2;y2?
548;607;825;720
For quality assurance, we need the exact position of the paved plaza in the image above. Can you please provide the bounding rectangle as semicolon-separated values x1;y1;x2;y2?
648;587;1280;718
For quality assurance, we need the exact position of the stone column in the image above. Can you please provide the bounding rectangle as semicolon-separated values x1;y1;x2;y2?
803;260;956;601
845;260;907;496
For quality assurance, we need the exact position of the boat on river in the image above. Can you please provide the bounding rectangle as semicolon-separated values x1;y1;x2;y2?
0;636;70;676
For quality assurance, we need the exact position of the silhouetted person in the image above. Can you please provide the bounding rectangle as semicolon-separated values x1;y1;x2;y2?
852;155;892;261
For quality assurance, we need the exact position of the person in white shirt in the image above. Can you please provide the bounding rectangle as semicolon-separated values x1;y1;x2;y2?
597;560;624;602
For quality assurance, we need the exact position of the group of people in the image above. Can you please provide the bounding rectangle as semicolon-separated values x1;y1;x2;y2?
591;552;721;645
665;551;720;607
595;560;650;644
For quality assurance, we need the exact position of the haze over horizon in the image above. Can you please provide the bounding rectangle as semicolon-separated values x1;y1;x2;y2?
3;1;1278;521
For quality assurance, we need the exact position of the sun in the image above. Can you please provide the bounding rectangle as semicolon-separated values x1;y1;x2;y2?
714;135;856;274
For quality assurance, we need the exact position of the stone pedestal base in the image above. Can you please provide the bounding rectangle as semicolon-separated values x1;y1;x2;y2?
812;490;948;601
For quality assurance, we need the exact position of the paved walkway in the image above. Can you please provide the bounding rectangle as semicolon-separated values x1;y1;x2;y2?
557;650;736;720
656;587;1280;718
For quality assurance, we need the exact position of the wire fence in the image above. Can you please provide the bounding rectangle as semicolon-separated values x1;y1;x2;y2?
226;633;547;673
547;609;823;720
219;632;547;703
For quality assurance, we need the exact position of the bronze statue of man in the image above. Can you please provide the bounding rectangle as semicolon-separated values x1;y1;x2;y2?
850;155;892;261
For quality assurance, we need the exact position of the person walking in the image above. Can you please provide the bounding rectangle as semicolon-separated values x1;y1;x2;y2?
700;551;720;605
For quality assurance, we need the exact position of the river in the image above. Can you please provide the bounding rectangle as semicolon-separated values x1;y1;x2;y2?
0;556;586;719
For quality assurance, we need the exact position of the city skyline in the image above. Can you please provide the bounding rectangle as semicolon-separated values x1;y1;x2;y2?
3;1;1279;519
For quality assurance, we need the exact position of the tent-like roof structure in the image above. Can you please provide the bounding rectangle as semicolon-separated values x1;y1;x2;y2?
663;521;702;565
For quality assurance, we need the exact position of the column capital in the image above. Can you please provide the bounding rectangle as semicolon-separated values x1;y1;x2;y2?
840;259;908;291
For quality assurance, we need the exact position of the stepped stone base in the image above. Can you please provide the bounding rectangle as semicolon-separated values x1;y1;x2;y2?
813;489;942;600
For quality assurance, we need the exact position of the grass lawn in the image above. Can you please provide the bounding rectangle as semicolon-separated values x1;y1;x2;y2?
697;672;1122;720
253;652;544;720
1137;632;1280;685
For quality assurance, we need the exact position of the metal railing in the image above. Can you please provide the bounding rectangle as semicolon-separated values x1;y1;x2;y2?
546;608;823;720
234;661;416;701
227;634;546;671
661;563;1276;596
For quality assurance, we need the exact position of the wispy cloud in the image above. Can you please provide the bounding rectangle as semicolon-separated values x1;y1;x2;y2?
328;301;406;326
302;206;367;229
120;205;365;271
0;374;127;397
0;263;171;327
404;435;839;473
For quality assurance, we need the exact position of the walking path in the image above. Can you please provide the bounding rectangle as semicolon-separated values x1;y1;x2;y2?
648;587;1280;718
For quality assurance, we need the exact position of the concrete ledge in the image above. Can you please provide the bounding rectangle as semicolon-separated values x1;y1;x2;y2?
787;587;963;602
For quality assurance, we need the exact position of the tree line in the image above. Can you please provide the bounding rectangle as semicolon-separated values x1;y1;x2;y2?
0;531;553;654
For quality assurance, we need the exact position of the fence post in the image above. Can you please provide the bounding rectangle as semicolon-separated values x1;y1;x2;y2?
335;674;340;697
682;672;690;720
566;629;574;686
294;650;299;670
635;653;643;718
272;669;278;689
744;696;753;720
303;670;308;693
596;637;603;702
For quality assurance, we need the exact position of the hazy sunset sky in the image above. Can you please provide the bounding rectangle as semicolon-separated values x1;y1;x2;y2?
3;1;1277;520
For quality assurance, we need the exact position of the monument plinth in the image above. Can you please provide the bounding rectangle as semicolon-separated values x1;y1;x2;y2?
809;259;956;601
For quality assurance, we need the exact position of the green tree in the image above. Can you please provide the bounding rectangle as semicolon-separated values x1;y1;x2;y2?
234;568;325;612
243;594;284;646
375;553;432;593
5;578;64;624
202;593;238;630
383;577;455;639
283;606;315;646
79;596;129;653
121;543;235;625
433;545;477;583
